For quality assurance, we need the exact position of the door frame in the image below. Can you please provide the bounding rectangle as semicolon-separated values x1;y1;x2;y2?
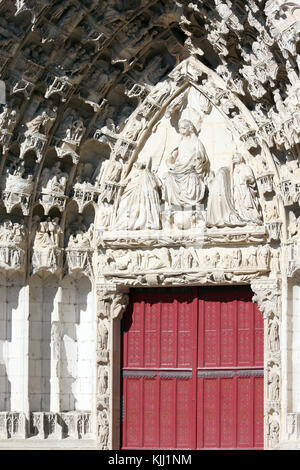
104;278;282;450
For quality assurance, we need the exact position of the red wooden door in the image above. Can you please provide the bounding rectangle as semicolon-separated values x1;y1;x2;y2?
121;286;264;450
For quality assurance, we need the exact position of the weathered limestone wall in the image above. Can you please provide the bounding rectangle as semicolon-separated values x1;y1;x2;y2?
0;273;94;440
29;275;57;412
0;273;27;413
60;276;95;412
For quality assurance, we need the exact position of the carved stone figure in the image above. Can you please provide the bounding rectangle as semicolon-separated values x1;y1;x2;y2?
98;410;109;447
269;418;279;448
40;162;68;193
271;251;281;274
207;167;246;228
111;293;129;320
111;250;132;271
232;154;262;224
99;157;123;186
0;220;26;270
257;244;271;269
98;321;109;351
32;217;62;248
268;318;280;353
145;248;170;270
163;119;209;208
232;249;242;268
67;218;94;250
0;105;17;133
26;107;57;136
0;220;25;246
182;247;199;270
268;371;280;401
113;162;161;230
98;367;108;396
288;212;300;239
0;105;11;128
65;116;85;143
231;111;251;135
123;113;145;141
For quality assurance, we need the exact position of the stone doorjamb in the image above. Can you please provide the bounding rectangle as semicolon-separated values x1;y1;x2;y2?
95;277;282;450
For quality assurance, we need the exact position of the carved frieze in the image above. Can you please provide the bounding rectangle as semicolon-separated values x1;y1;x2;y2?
100;246;272;278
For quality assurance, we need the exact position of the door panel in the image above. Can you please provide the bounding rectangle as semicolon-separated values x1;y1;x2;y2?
121;286;264;450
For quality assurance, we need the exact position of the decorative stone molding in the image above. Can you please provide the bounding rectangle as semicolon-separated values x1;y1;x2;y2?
251;279;282;449
256;173;275;196
30;412;92;440
72;183;100;213
32;247;63;275
0;174;33;215
0;412;27;439
287;240;300;278
99;227;268;249
65;248;93;279
95;286;129;449
281;180;300;207
287;413;300;441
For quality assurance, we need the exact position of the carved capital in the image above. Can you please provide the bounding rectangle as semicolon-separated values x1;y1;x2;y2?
96;284;129;319
111;292;129;320
251;279;281;319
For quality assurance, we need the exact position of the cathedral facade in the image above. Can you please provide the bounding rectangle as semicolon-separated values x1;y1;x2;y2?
0;0;299;449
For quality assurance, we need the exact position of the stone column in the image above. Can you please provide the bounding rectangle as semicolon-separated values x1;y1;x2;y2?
50;287;63;414
285;266;300;447
21;283;30;438
251;279;282;449
95;285;129;449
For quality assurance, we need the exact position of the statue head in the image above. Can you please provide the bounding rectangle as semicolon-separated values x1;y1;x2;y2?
178;119;197;136
233;153;244;164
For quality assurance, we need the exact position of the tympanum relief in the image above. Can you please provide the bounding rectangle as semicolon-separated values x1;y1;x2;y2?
97;78;267;241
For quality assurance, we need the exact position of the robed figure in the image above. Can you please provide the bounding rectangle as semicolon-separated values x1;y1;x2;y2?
232;154;262;224
163;119;210;208
113;162;161;230
206;167;246;227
